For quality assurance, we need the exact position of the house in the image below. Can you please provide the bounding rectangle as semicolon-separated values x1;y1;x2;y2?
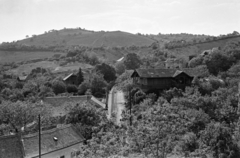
63;73;78;85
0;124;84;158
131;69;194;93
17;75;29;82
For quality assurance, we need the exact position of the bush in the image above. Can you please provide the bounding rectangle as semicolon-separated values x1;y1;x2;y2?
205;51;236;76
94;63;116;83
78;82;91;95
188;57;203;68
66;50;78;57
52;80;66;95
115;62;126;75
67;84;78;93
177;132;199;156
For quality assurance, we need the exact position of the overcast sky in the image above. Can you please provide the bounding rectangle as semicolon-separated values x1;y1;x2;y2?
0;0;239;43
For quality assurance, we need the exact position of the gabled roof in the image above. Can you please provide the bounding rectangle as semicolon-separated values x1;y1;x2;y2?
63;73;77;81
0;134;24;158
131;69;193;78
22;124;84;158
173;70;185;77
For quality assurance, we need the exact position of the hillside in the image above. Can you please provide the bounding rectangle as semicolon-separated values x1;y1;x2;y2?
17;29;155;47
168;35;240;60
1;28;240;75
0;51;64;64
149;33;211;44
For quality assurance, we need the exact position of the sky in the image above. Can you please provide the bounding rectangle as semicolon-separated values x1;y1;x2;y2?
0;0;239;43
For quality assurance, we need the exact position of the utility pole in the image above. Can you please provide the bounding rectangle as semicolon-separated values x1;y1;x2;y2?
38;114;41;158
129;88;132;126
105;88;108;110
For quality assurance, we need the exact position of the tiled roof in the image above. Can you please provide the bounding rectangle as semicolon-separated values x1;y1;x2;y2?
0;134;24;158
132;68;199;78
22;124;84;158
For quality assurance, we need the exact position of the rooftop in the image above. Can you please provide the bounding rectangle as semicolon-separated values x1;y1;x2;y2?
0;134;24;158
63;73;77;81
131;68;200;78
22;124;84;158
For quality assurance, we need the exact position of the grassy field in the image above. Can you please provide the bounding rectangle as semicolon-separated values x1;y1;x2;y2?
0;51;65;63
8;61;93;75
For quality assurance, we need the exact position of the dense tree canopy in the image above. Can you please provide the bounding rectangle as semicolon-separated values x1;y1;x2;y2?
204;51;236;76
94;63;116;83
52;79;66;95
0;101;52;133
78;72;107;97
76;68;84;85
115;61;126;75
124;53;142;70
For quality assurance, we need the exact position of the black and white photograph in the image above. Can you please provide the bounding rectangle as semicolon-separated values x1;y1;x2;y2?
0;0;240;157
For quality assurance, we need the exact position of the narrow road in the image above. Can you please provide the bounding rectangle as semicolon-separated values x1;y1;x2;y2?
107;87;125;125
115;90;125;125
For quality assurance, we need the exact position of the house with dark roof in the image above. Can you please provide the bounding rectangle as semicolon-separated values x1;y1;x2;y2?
131;69;194;93
0;124;84;158
63;73;78;85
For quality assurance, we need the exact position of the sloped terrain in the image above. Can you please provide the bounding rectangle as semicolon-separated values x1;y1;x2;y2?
7;61;93;76
150;33;210;43
169;36;240;60
0;51;64;63
18;29;155;47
